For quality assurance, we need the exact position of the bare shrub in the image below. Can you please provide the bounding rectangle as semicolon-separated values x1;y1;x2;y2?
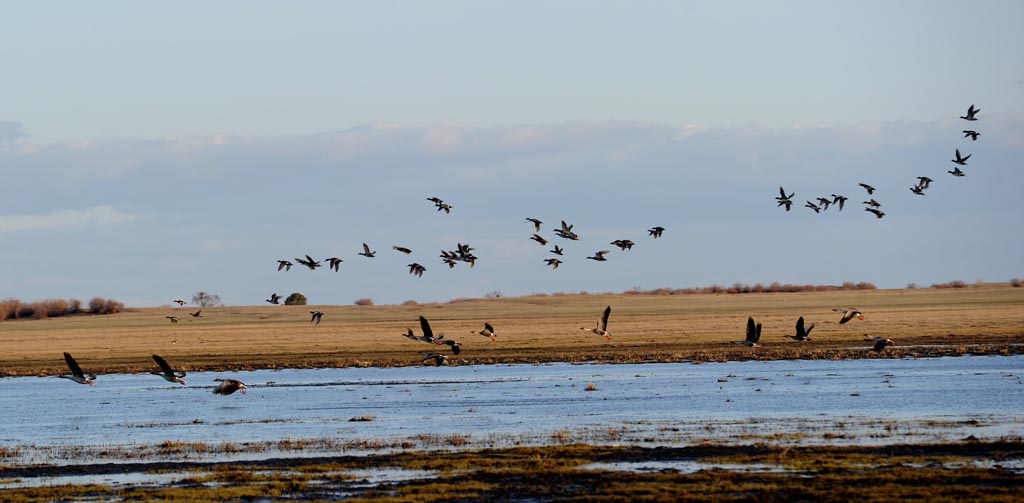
484;290;503;298
1;298;21;321
931;280;966;289
67;299;82;314
1011;278;1023;288
354;298;374;306
89;297;124;314
192;291;223;308
906;283;918;289
401;300;419;306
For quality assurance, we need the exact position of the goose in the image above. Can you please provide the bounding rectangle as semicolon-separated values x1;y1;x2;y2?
776;187;794;211
418;316;444;344
442;257;458;269
611;239;635;251
948;167;965;177
777;197;793;212
427;196;444;206
952;149;971;166
212;378;248;395
550;245;564;256
326;257;343;272
437;203;452;214
805;201;821;213
166;316;178;324
959;104;979;121
408;263;426;277
858;183;876;195
530;234;549;246
580;306;612;340
784;316;814;341
420;352;449;367
735;317;762;347
310;310;324;325
910;185;925;196
474;322;496;342
863;199;882;208
648;226;665;238
401;328;420;341
276;260;293;272
439;339;462;355
833;308;864;324
392;246;413;254
173;299;186;306
831;194;848;211
359;243;376;258
265;293;283;305
816;197;832;211
865;208;885;219
544;258;563;269
916;176;933;190
555;220;580;240
151;354;186;385
867;336;895;351
58;352;96;386
190;310;202;318
295;255;321;270
525;218;543;232
962;130;980;141
586;250;610;261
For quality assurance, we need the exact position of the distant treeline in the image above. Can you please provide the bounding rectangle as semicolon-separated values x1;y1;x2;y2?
506;281;879;301
0;297;125;321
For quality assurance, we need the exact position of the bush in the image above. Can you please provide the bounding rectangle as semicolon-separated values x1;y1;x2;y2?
906;283;919;289
931;280;966;289
1011;278;1023;288
401;300;419;306
89;297;124;314
284;293;307;306
354;298;374;306
192;291;223;307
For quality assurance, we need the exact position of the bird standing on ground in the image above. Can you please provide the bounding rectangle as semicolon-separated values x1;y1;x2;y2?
212;378;248;395
833;308;864;324
581;306;612;340
151;354;186;385
58;352;96;386
310;310;324;325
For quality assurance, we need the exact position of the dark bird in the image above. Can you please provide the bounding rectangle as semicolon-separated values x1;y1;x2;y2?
555;220;580;240
439;339;462;355
172;299;186;306
151;354;186;385
865;208;886;219
545;258;563;269
916;176;933;190
784;316;814;342
295;255;321;270
959;104;980;121
408;263;426;277
910;185;926;196
266;293;283;305
586;250;610;261
59;352;96;386
550;245;564;256
418;316;444;345
736;317;762;347
437;203;453;214
530;234;549;246
859;183;876;195
776;187;794;212
580;306;612;340
276;260;293;272
190;310;202;318
212;378;248;395
611;239;635;251
816;197;832;211
648;226;665;238
427;196;444;206
310;310;324;325
475;322;496;342
326;257;343;272
833;308;864;324
392;246;413;254
420;352;449;367
863;199;882;208
525;218;543;232
962;130;980;141
805;201;821;213
166;316;178;324
868;336;895;352
948;167;965;177
442;257;458;269
831;194;848;211
359;243;376;258
952;149;971;166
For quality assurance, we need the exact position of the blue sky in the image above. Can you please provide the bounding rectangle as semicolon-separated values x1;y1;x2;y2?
1;1;1022;306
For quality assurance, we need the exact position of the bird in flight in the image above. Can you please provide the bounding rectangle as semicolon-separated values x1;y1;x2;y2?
438;339;461;355
190;310;202;318
775;186;794;212
959;104;980;121
831;194;848;211
550;245;564;256
310;310;324;325
151;354;187;385
648;226;665;238
475;322;496;342
166;316;178;324
910;185;925;196
58;352;96;386
833;308;864;324
863;199;882;208
555;220;580;240
865;208;885;219
962;130;980;141
586;250;610;261
581;306;612;340
416;316;444;345
172;299;186;306
952;149;971;166
392;246;413;254
867;336;894;352
359;243;376;258
858;183;876;195
420;352;449;367
525;218;543;232
805;201;821;214
531;234;549;246
295;255;320;270
266;293;283;305
736;317;762;348
784;316;814;342
544;258;563;269
213;378;248;395
948;167;965;177
610;239;635;251
408;263;426;277
916;177;933;190
276;260;293;272
326;257;343;272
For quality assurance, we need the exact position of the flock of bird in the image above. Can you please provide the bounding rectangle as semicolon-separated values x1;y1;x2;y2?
775;105;982;219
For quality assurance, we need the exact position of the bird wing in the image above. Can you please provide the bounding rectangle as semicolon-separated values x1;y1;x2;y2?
152;354;175;376
64;352;85;377
362;243;371;253
746;317;756;343
754;323;762;343
419;316;434;339
796;316;805;338
599;306;611;331
484;322;494;334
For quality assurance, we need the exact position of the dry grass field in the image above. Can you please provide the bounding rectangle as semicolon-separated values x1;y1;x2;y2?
2;284;1023;377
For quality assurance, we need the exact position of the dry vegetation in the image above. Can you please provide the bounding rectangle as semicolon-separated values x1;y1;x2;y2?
0;296;123;321
1;283;1023;377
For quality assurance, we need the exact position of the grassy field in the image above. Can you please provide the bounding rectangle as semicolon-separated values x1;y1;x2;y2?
2;284;1023;377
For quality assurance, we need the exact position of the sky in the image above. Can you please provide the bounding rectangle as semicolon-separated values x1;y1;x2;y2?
1;1;1022;307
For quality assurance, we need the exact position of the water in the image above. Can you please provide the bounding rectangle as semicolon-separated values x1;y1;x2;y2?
1;356;1021;463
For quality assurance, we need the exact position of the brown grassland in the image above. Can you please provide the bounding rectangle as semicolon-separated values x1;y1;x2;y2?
2;283;1022;377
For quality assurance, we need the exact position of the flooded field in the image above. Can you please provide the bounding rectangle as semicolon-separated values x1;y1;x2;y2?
1;355;1021;466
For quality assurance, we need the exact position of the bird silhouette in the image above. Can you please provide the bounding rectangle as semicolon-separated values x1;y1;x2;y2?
212;378;248;395
784;316;814;341
310;310;324;325
172;299;186;306
948;167;965;177
831;194;848;211
610;239;635;251
359;243;376;258
420;352;449;367
525;218;543;232
648;226;665;238
545;258;563;269
166;316;178;324
962;130;980;141
326;257;343;272
266;293;283;305
408;263;426;277
580;306;612;340
151;354;186;385
531;234;549;246
805;201;821;213
959;104;980;121
295;255;320;270
833;308;864;324
392;246;413;254
277;260;293;271
58;352;96;386
190;310;202;318
475;322;496;342
859;183;876;195
952;149;971;166
735;317;762;347
865;208;885;219
550;245;564;256
586;250;610;261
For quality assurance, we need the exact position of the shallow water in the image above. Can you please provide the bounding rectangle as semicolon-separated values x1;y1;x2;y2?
1;356;1021;464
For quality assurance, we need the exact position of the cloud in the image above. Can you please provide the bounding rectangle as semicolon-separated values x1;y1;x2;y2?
0;206;136;233
0;121;27;144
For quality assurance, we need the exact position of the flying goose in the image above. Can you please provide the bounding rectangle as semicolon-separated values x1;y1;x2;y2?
437;203;453;214
784;316;814;341
735;317;762;347
190;310;202;318
295;255;321;270
475;322;496;342
173;299;186;306
408;263;426;277
276;260;293;272
265;293;283;305
555;220;580;240
831;194;848;211
863;199;882;208
916;176;933;190
151;354;186;385
417;315;444;344
166;316;178;324
310;310;324;325
525;218;543;232
962;130;980;141
530;234;549;246
392;246;413;254
58;352;96;386
420;352;449;367
833;308;864;324
427;196;444;206
910;185;925;196
865;207;885;219
550;245;564;256
952;149;971;166
439;339;462;355
816;197;832;211
776;187;794;211
611;239;635;251
867;336;894;351
545;258;563;269
359;243;376;258
580;306;612;340
326;257;343;272
948;167;965;177
959;104;979;121
859;183;876;195
586;250;610;261
212;378;248;395
805;201;821;213
648;226;665;238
